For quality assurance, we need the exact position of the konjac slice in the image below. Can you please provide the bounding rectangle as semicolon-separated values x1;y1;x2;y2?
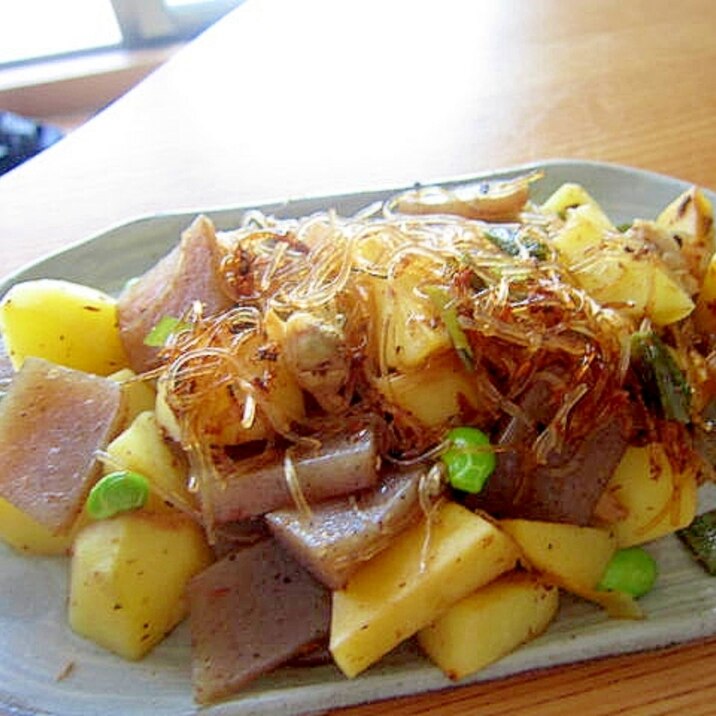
205;422;379;522
117;215;234;373
0;357;125;533
266;466;424;589
187;539;331;704
472;372;630;526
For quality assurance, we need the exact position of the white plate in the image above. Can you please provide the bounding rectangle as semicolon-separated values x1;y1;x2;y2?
1;159;715;716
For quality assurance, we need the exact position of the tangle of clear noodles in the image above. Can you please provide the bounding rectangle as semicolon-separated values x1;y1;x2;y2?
418;463;446;573
532;382;589;464
283;450;314;524
161;207;633;474
271;215;356;310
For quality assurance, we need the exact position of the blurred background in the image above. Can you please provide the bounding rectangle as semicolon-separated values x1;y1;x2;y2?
0;0;244;174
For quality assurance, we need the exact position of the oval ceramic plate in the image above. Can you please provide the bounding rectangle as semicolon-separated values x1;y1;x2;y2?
1;160;715;716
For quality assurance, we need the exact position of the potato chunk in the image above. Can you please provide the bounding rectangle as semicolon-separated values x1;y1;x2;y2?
694;252;716;333
375;352;482;428
551;205;694;326
500;519;616;597
418;572;559;679
102;411;196;514
604;444;698;547
0;497;75;555
0;279;128;375
656;186;715;280
108;368;156;428
541;182;614;228
329;502;519;678
499;519;641;617
69;512;212;660
358;257;450;371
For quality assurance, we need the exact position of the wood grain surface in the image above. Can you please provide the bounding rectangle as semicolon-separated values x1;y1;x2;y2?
2;0;716;713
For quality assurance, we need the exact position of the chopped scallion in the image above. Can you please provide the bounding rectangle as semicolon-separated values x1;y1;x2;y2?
425;286;474;370
144;315;191;347
677;510;716;575
484;227;547;260
631;331;691;423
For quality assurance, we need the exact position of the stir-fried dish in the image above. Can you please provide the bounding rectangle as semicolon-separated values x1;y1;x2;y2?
0;172;715;704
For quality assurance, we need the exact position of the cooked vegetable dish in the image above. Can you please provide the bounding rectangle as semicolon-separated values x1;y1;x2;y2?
0;172;715;704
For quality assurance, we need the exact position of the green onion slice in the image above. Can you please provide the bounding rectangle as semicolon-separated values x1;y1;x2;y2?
425;286;474;370
631;331;692;423
677;510;716;575
144;316;191;348
484;226;547;260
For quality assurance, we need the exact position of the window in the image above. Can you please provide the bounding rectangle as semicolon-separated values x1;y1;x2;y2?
0;0;246;68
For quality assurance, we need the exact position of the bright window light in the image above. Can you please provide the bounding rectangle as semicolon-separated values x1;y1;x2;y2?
0;0;122;65
0;0;245;68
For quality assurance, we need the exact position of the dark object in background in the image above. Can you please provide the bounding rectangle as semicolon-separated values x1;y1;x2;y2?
0;111;64;176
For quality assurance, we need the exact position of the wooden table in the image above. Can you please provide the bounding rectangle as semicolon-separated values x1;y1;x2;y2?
2;0;716;713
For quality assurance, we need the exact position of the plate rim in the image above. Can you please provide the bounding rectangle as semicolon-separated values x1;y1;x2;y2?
2;157;712;298
1;158;715;716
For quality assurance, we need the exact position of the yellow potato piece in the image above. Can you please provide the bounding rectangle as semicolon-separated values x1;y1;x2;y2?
329;502;519;678
575;251;695;327
102;410;196;514
658;186;714;242
552;206;694;326
551;203;607;261
69;511;212;660
108;368;157;428
605;444;698;548
694;252;716;333
154;378;183;443
360;261;451;371
500;518;617;598
154;327;305;446
374;353;481;428
0;279;129;375
657;186;715;280
418;572;559;680
0;496;74;556
541;183;614;229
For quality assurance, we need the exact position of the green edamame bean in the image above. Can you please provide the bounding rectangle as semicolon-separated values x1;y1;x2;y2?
86;470;150;520
441;426;496;494
598;546;658;598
